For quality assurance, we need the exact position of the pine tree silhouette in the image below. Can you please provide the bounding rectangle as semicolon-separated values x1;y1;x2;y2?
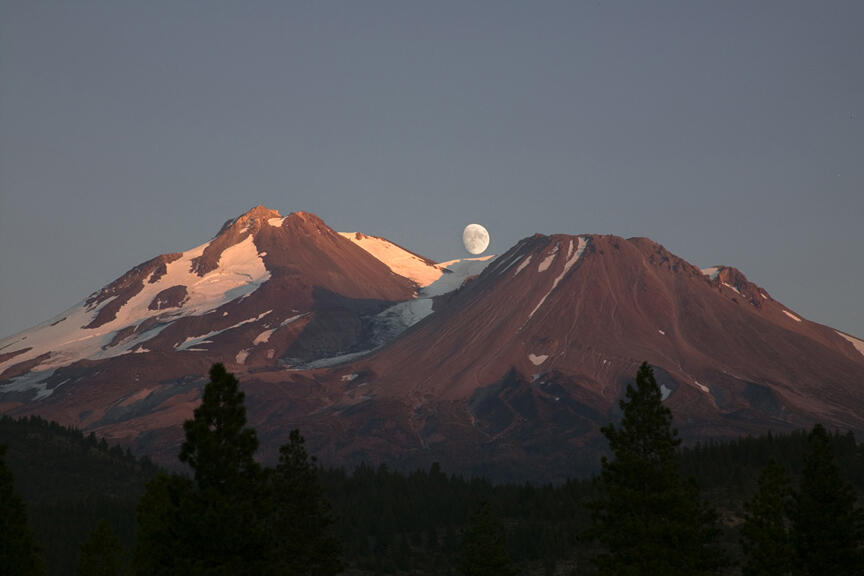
458;501;519;576
0;444;43;575
269;429;342;575
588;362;726;575
77;518;122;576
740;460;794;576
135;364;342;575
790;424;864;575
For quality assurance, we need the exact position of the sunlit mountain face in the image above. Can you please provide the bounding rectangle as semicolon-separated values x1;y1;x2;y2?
2;207;864;481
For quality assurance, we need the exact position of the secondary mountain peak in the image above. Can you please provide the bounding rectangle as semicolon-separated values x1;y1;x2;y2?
215;205;283;235
241;204;282;220
277;211;337;237
700;265;772;307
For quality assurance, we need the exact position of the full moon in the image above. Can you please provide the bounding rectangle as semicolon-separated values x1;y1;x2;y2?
462;223;490;255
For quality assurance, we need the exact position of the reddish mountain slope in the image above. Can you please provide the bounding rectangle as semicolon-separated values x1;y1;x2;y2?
243;234;864;479
2;211;863;480
0;207;416;423
360;234;864;413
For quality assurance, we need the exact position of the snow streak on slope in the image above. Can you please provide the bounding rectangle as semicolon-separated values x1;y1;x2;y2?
837;331;864;358
292;256;497;369
0;236;270;379
701;267;721;280
339;232;443;287
537;244;559;272
423;256;495;297
783;310;803;323
174;311;273;351
375;299;435;333
514;255;532;276
528;237;588;320
379;256;496;333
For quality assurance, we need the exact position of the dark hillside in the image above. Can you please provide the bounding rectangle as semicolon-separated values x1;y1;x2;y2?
0;415;160;575
2;413;863;575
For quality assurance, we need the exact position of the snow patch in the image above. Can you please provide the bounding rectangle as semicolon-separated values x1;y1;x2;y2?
253;329;276;345
299;349;374;369
0;302;172;377
658;330;666;335
660;384;672;401
377;299;434;330
537;244;559;272
528;353;548;366
176;332;218;351
175;311;272;351
694;380;710;394
280;314;306;326
1;370;56;401
0;235;272;376
339;232;443;287
235;349;250;365
491;251;524;276
782;310;802;323
341;373;359;382
701;267;721;280
528;237;588;320
722;282;742;296
366;299;435;348
836;331;864;358
421;256;494;297
514;255;532;276
267;217;286;227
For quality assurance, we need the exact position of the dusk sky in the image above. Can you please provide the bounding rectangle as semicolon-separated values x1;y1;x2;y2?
1;1;862;340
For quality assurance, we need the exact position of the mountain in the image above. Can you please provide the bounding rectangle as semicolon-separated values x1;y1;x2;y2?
0;206;418;383
2;207;864;480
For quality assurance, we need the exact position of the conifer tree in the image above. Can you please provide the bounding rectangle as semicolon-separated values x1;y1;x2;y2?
457;501;519;576
588;362;726;575
740;460;794;576
268;429;342;575
135;363;270;575
133;473;194;575
135;364;345;575
77;518;123;576
178;363;270;573
179;363;260;488
0;444;43;576
790;424;864;575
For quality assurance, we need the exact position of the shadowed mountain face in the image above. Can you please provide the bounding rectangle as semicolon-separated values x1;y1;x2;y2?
2;207;863;480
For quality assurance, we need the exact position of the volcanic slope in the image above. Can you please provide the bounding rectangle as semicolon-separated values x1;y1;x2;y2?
0;208;421;430
243;233;864;479
3;212;864;480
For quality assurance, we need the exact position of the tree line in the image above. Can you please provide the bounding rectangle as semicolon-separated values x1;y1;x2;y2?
2;362;863;575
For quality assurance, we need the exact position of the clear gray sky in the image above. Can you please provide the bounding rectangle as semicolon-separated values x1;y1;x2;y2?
1;1;862;340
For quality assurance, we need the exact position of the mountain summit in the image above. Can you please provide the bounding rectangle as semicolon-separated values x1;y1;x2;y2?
2;208;863;480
